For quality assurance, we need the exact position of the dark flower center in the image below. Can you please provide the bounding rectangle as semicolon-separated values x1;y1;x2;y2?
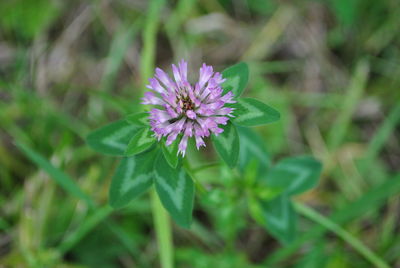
179;95;195;112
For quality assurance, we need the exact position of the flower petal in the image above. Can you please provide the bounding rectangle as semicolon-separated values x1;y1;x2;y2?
155;67;176;92
195;135;205;149
178;135;189;156
166;131;179;145
186;110;197;119
147;78;167;94
198;63;214;89
172;64;183;88
141;92;163;105
179;59;188;81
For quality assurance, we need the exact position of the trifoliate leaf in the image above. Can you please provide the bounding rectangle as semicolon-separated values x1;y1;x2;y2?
232;98;280;126
211;122;240;168
109;148;158;208
154;154;194;228
261;193;297;244
237;126;270;177
161;137;180;168
125;112;149;127
125;127;156;156
265;156;322;196
222;62;249;97
86;120;139;156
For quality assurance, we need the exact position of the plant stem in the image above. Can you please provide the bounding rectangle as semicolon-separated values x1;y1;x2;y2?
151;189;174;268
140;0;166;87
139;0;172;265
295;202;390;268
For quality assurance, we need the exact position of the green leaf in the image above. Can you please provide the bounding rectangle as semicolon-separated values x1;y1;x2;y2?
261;193;297;244
237;126;270;176
211;122;240;168
15;141;94;207
161;137;180;168
221;62;249;97
232;98;280;126
109;149;158;208
125;112;149;127
266;156;322;196
125;127;156;156
86;120;138;156
154;154;194;228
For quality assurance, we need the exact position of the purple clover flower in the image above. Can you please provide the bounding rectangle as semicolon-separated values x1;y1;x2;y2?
142;60;236;156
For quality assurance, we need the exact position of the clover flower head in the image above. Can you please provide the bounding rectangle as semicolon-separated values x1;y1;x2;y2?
142;60;236;156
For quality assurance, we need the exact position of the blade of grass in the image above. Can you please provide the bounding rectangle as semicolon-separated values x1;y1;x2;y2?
14;140;148;259
366;13;400;53
364;104;400;164
164;0;197;58
328;60;369;149
295;203;390;268
2;86;89;139
13;130;150;262
105;221;142;257
58;205;113;254
15;141;95;208
264;173;400;265
242;5;295;61
101;21;141;91
140;0;166;87
165;0;197;38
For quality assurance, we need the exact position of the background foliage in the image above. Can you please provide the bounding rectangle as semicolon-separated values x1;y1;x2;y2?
1;0;400;267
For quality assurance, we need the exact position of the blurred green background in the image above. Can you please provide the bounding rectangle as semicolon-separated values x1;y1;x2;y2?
1;0;400;267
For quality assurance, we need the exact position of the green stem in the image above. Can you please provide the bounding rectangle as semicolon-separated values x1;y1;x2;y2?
151;189;174;268
139;0;172;265
295;202;390;268
140;0;166;87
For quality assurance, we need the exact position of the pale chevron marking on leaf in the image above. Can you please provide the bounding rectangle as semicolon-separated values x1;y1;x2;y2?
266;197;289;230
137;128;154;147
138;114;149;125
283;164;312;192
119;158;151;195
241;134;266;161
156;169;186;211
217;125;235;155
128;113;149;126
162;141;179;168
225;75;240;93
235;100;263;123
103;126;134;150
